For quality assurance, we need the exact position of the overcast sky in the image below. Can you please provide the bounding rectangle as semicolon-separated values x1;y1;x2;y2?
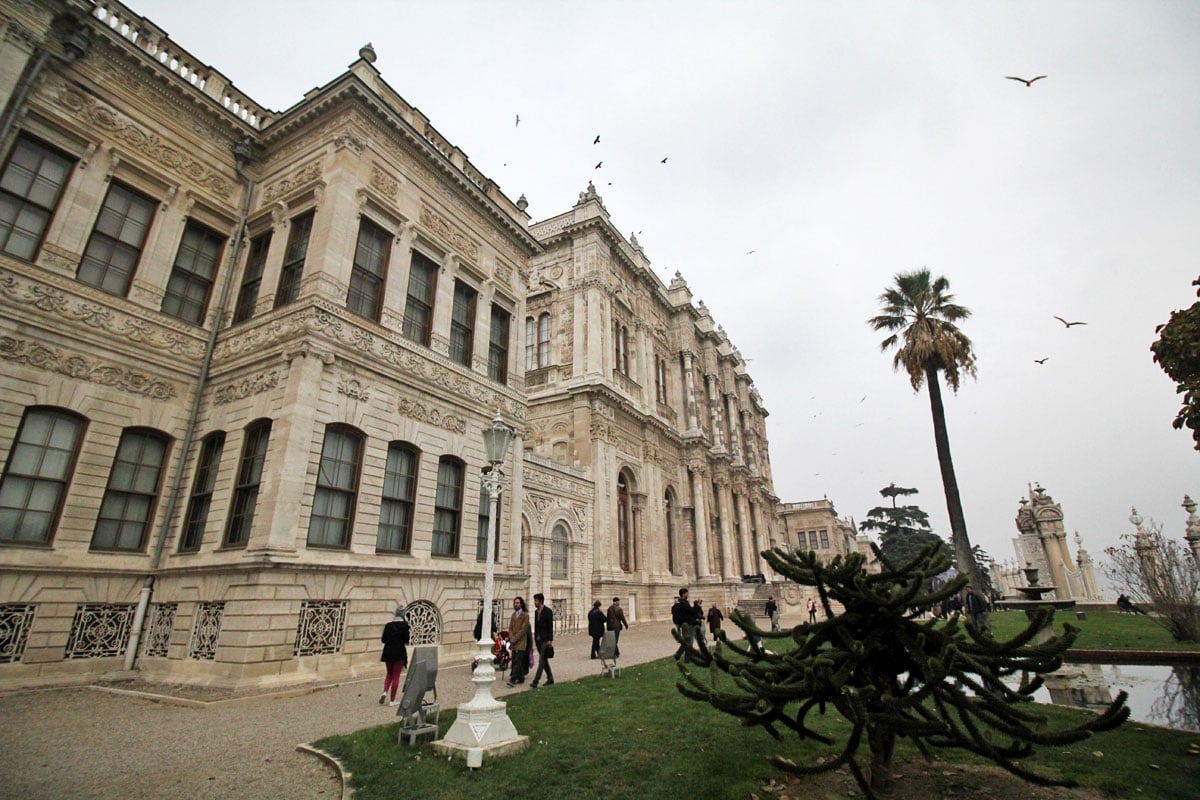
131;0;1200;581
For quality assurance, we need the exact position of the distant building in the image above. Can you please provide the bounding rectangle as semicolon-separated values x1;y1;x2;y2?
0;0;779;689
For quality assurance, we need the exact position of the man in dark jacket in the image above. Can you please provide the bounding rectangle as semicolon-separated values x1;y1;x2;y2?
529;593;555;688
606;597;628;657
765;597;779;631
672;587;695;662
587;600;606;658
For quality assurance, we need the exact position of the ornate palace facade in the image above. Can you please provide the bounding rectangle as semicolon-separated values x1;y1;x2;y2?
0;0;779;689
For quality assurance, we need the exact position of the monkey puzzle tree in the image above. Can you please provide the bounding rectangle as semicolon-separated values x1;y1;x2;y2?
674;544;1129;800
869;269;986;592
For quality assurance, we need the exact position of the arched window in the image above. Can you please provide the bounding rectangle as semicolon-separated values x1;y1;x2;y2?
308;425;363;548
538;312;551;367
91;427;171;552
0;406;86;545
378;442;419;553
617;473;631;572
665;488;676;574
551;522;569;580
614;324;629;374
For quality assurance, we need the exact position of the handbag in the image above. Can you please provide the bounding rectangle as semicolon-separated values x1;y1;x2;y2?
544;644;554;659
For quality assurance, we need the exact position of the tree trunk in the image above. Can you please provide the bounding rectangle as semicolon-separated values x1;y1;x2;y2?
867;723;896;793
924;364;985;592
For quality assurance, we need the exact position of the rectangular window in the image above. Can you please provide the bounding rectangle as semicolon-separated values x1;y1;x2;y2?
162;221;225;324
377;443;417;553
475;472;502;562
449;280;477;366
538;313;551;368
77;182;156;296
431;458;463;557
488;305;510;383
180;433;224;552
808;531;820;550
346;218;390;321
308;427;362;548
274;211;313;308
224;421;270;547
402;251;438;345
233;232;271;323
819;529;830;549
525;317;536;371
0;408;84;544
0;135;75;259
91;429;169;551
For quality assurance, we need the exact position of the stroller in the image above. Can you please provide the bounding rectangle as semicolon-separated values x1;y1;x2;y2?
472;630;512;673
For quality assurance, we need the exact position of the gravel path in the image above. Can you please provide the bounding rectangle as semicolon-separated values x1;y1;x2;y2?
0;621;683;800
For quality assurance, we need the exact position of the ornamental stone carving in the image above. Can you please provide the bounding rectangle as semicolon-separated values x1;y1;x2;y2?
0;336;177;399
213;370;280;405
419;202;480;260
264;162;322;202
397;397;467;434
369;164;399;198
337;377;371;401
49;81;232;199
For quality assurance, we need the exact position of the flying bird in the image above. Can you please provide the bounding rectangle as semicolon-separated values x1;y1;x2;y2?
1053;316;1087;328
515;113;520;126
593;135;600;144
1006;75;1047;87
660;157;668;164
594;161;603;169
1034;357;1049;364
745;250;756;255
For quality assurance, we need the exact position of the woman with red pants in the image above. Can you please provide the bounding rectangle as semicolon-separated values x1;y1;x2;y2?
379;606;411;706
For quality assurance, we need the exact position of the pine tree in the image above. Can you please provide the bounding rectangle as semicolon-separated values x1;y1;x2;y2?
674;544;1129;799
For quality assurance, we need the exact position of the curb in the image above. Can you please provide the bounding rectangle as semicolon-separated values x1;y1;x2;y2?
296;743;353;800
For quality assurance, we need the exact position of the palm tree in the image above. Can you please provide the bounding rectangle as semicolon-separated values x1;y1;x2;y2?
868;269;985;591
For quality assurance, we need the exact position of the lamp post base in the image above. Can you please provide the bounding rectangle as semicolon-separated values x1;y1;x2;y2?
434;645;525;763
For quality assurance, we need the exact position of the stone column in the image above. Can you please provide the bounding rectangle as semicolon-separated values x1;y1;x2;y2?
682;351;700;433
734;487;754;575
1184;496;1200;561
714;478;737;580
690;466;712;579
707;376;725;452
726;394;743;464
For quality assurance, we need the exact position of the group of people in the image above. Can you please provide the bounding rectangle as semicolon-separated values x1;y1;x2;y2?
587;597;629;658
503;593;556;688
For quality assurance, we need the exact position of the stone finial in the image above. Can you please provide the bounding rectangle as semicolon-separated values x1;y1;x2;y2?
575;181;603;207
516;194;528;211
1184;494;1197;517
1129;507;1143;528
630;232;639;247
359;43;377;63
669;270;687;291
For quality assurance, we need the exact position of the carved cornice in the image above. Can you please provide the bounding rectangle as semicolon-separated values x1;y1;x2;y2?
263;161;322;203
370;163;400;199
0;266;205;361
47;79;233;199
397;396;466;434
419;201;480;261
1;335;178;399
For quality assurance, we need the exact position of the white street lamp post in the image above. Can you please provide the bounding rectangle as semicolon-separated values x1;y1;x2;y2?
436;411;526;764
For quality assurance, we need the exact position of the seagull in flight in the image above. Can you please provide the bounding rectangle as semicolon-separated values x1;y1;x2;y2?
515;113;520;126
1034;357;1049;364
594;161;603;169
1006;75;1047;87
1053;316;1087;328
593;135;600;144
745;250;756;255
660;157;668;164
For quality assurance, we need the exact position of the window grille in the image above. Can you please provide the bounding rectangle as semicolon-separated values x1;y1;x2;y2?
65;603;135;659
293;600;347;656
0;603;36;663
188;601;225;660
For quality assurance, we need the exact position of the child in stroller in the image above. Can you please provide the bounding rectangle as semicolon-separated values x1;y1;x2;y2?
472;629;512;672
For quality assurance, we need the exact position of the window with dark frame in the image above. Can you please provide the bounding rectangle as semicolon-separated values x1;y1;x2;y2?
402;251;438;345
551;522;568;579
233;232;271;323
377;442;418;554
308;426;362;548
76;182;156;297
488;304;510;383
224;420;271;547
0;407;85;545
449;280;477;366
90;428;169;552
162;220;225;324
179;432;225;552
346;218;390;321
538;312;551;367
274;211;313;308
0;135;75;260
617;473;631;572
475;468;502;562
525;316;535;371
431;457;464;557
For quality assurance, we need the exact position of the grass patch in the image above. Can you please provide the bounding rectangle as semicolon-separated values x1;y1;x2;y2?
989;609;1200;652
316;655;1200;800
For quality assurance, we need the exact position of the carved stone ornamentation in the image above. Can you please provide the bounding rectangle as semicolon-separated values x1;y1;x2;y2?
0;336;177;399
337;377;371;401
263;162;322;202
419;202;480;260
334;130;366;154
49;81;232;199
213;370;281;405
397;397;467;434
369;163;399;198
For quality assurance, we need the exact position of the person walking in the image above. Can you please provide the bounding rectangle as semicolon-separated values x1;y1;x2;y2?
691;599;706;646
587;600;606;658
706;602;724;640
606;596;628;657
765;597;779;631
964;585;991;631
806;596;817;624
379;606;411;706
505;596;530;687
529;593;555;688
672;587;695;662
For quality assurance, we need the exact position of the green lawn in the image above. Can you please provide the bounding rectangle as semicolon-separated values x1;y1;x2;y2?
989;609;1200;651
315;653;1200;800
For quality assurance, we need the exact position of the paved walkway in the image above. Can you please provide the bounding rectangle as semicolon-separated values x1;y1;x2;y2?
0;622;681;800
